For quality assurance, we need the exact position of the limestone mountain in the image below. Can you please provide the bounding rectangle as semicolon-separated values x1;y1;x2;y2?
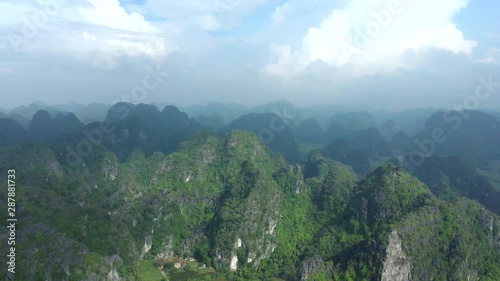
0;111;31;129
56;102;109;124
349;127;392;157
101;103;203;160
220;112;301;163
181;102;250;124
391;130;414;152
334;111;377;131
0;128;499;281
10;102;62;119
252;100;304;123
323;139;371;175
295;118;324;144
196;113;226;131
28;110;84;145
378;119;398;138
0;118;30;147
412;110;500;164
323;120;350;142
413;156;500;214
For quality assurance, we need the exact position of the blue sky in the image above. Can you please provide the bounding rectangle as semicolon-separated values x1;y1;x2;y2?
455;0;500;53
0;0;499;109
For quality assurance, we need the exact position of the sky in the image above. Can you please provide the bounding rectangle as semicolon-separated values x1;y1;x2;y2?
0;0;499;110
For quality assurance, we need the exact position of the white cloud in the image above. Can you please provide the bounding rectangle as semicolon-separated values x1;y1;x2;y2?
477;48;500;64
271;2;294;25
264;44;300;78
78;0;162;34
1;0;498;110
0;0;176;67
74;0;176;64
264;0;477;78
81;31;96;41
136;0;273;31
0;2;31;25
196;14;223;31
42;28;177;68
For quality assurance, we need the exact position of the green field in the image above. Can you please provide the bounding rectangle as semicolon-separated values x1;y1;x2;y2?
169;270;214;281
169;261;216;281
137;259;287;281
138;260;165;281
477;160;500;191
138;259;218;281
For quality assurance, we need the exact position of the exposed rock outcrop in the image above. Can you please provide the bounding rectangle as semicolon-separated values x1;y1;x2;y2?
381;230;411;281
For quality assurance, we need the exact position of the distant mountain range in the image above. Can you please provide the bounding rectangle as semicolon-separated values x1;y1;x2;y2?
1;101;499;280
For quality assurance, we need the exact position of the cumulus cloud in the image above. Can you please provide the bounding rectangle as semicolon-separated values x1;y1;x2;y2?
271;2;294;25
0;0;175;67
264;0;477;78
71;32;175;68
74;0;176;63
78;0;162;34
0;0;498;110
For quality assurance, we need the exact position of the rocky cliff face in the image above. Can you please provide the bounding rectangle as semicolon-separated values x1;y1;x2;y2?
207;132;284;271
381;231;411;281
300;256;327;281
